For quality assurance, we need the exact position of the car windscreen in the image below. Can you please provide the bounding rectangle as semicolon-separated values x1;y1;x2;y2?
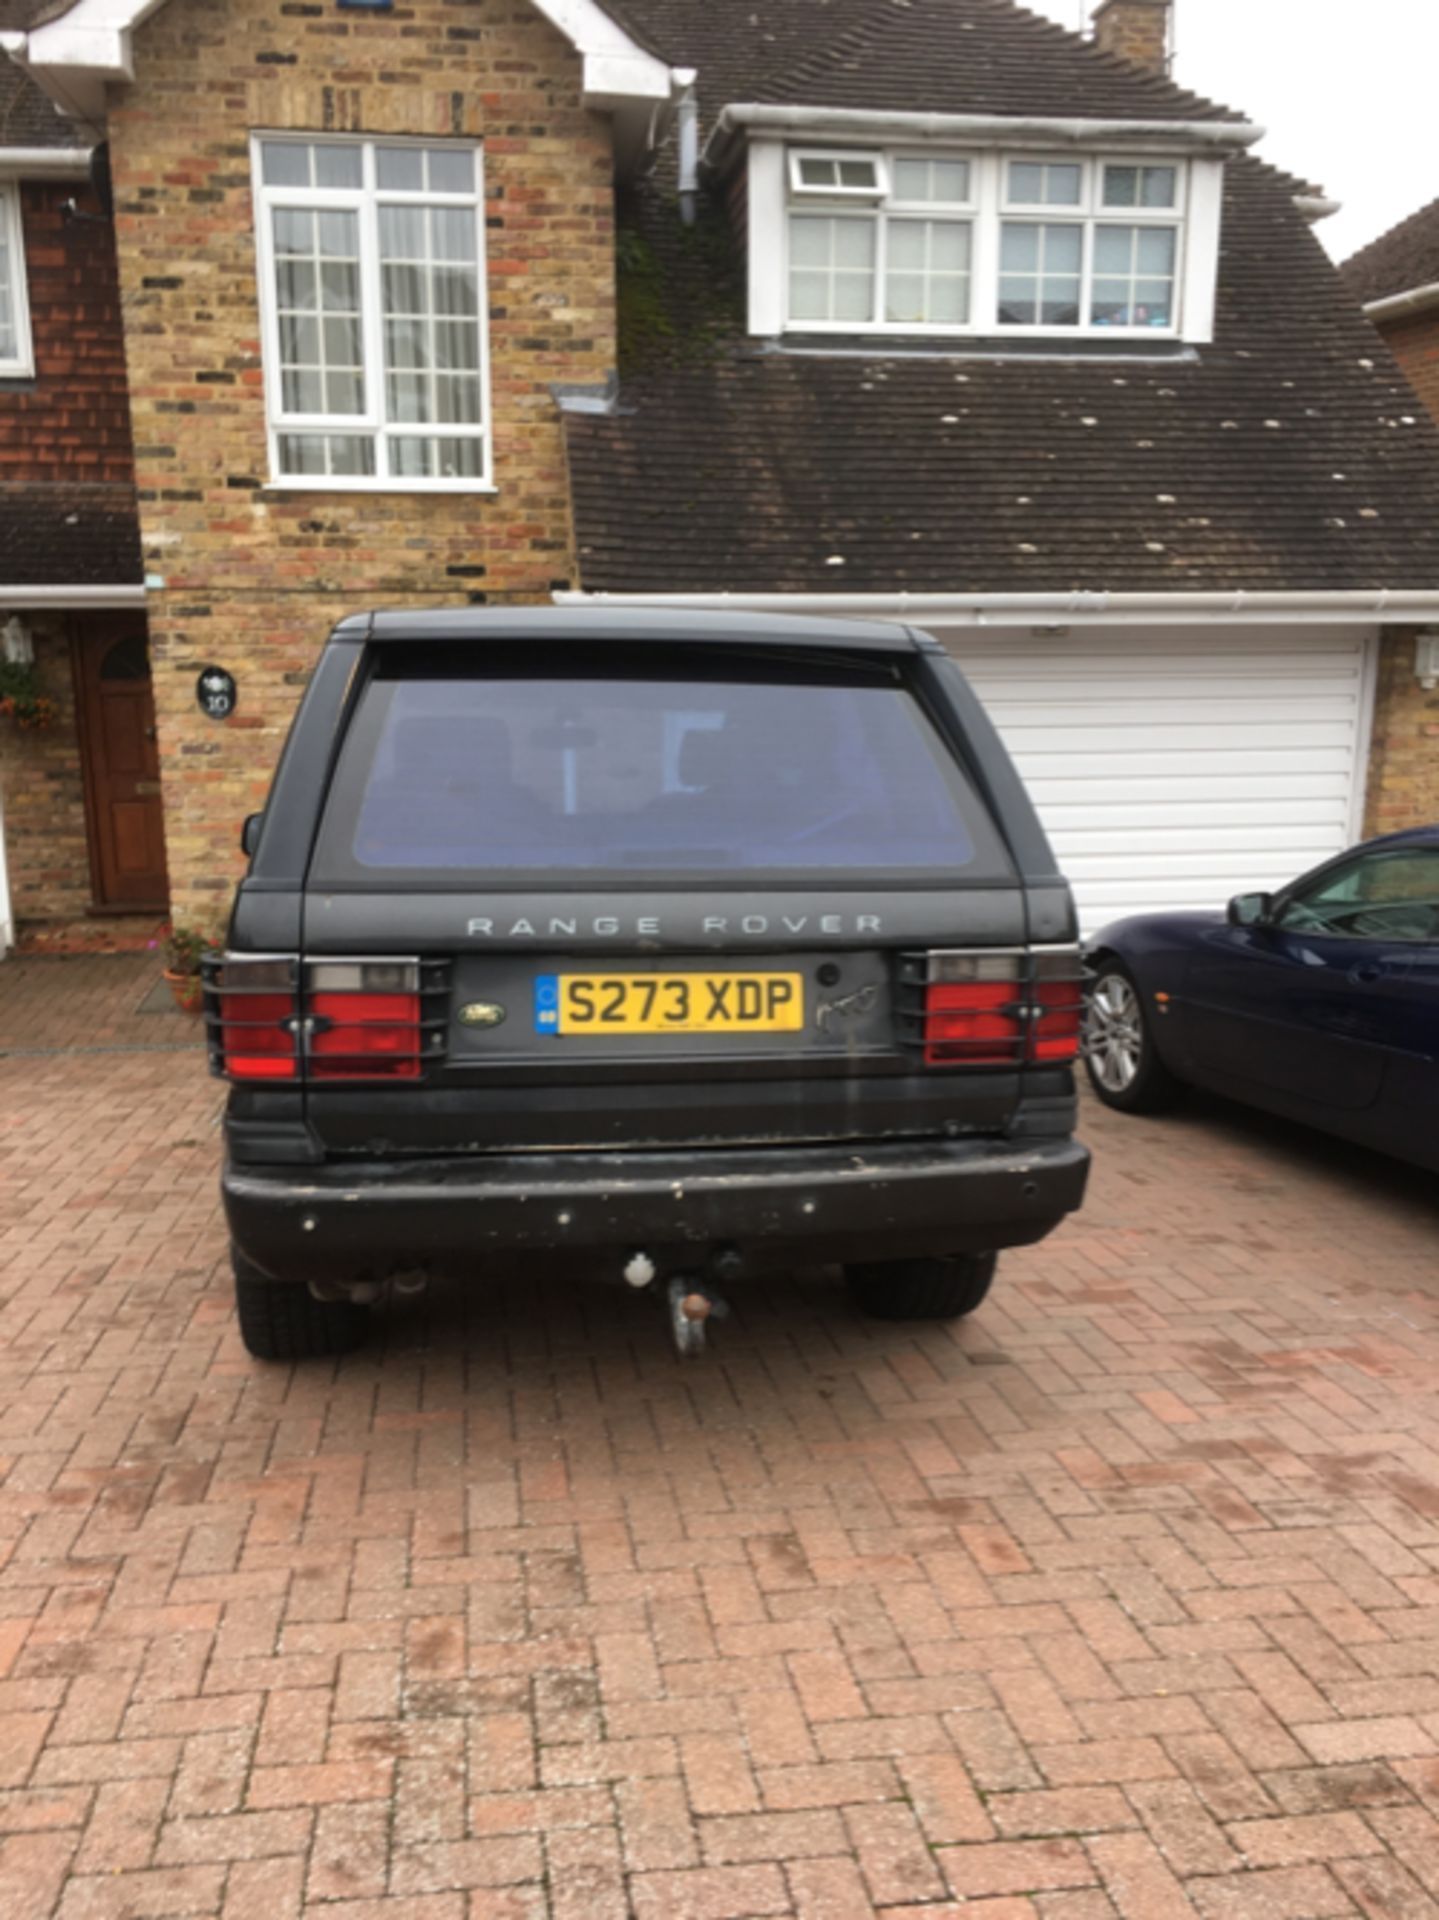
311;653;1013;886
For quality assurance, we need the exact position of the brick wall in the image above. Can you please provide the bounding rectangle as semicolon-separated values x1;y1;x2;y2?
1364;627;1439;837
106;0;617;929
1091;0;1169;73
0;183;135;485
1375;311;1439;433
0;619;93;922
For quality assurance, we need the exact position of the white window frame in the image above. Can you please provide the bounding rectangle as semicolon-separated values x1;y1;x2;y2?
754;139;1223;346
251;132;494;493
0;182;35;379
787;149;888;198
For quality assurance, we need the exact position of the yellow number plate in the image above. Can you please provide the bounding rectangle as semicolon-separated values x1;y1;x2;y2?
536;972;805;1036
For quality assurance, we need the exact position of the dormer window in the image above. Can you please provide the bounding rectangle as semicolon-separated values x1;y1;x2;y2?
0;183;34;378
757;142;1217;344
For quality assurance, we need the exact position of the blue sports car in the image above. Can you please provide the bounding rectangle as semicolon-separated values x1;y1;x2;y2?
1083;826;1439;1173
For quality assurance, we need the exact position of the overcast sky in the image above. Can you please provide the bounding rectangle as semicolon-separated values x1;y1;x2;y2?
1022;0;1438;262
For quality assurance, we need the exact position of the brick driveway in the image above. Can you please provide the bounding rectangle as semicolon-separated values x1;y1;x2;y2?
4;955;1439;1919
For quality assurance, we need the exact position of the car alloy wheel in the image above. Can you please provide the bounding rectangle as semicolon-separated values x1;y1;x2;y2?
1086;970;1144;1094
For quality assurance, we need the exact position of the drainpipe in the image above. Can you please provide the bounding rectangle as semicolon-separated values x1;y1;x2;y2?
675;68;699;226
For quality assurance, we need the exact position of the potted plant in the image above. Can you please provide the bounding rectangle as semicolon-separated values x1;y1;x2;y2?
153;924;220;1014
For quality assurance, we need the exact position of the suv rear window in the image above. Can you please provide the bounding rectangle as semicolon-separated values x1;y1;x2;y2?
313;655;1011;883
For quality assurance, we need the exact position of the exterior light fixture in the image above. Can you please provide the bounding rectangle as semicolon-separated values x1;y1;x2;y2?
1;616;34;667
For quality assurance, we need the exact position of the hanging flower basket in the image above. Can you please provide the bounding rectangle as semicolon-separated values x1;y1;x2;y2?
0;661;57;731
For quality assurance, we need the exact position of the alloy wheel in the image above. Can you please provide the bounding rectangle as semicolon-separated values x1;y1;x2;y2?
1086;971;1144;1094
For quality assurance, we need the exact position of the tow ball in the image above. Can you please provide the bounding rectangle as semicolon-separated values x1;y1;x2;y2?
622;1252;734;1356
665;1278;731;1358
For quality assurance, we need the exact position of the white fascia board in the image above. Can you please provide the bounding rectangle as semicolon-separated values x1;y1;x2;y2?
1364;281;1439;323
0;145;92;176
552;588;1439;627
708;103;1264;166
1180;155;1223;345
20;0;672;108
0;584;147;606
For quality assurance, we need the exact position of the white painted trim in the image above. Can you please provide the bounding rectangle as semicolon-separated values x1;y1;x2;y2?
0;147;92;178
712;105;1264;156
0;180;35;378
762;142;1216;345
1364;280;1439;323
251;132;494;493
1350;629;1380;844
0;584;146;605
17;0;672;110
552;588;1439;628
1181;155;1222;345
747;140;785;337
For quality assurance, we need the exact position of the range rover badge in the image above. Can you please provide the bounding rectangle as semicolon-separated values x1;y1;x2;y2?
458;1001;506;1030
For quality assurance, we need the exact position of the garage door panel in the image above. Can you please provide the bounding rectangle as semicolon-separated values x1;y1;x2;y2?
1028;776;1351;809
939;624;1372;929
978;680;1363;709
1042;798;1350;830
1050;823;1350;857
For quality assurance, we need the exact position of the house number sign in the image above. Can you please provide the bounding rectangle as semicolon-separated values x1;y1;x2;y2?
196;667;237;720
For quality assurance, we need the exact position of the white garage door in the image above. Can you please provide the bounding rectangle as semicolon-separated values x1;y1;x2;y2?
936;624;1375;932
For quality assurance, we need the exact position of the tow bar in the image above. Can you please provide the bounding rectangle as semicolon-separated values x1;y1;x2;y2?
666;1278;731;1358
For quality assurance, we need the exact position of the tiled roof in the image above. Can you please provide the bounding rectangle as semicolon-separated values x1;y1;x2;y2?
606;0;1239;125
1342;197;1439;308
0;57;78;150
0;484;142;587
566;157;1439;595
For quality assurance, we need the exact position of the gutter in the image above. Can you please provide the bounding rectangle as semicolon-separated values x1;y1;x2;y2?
552;588;1439;628
0;145;92;177
0;584;147;607
1363;280;1439;324
707;104;1264;167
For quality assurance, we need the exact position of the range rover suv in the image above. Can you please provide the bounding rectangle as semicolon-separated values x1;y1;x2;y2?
207;608;1089;1358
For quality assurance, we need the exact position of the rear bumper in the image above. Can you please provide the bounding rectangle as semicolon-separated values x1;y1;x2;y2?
224;1134;1090;1284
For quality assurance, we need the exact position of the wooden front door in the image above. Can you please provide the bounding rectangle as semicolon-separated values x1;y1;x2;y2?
76;621;170;910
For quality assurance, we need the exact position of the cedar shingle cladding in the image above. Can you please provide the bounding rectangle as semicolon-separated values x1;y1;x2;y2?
0;66;141;586
568;0;1439;596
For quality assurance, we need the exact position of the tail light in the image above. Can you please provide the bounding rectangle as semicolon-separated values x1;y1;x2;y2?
206;956;300;1080
204;955;445;1083
308;962;422;1080
901;947;1084;1069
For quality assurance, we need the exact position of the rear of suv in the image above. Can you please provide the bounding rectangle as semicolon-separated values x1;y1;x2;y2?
207;608;1089;1357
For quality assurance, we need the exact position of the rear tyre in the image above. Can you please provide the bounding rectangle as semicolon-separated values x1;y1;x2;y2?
846;1252;997;1321
232;1248;368;1361
1083;961;1183;1114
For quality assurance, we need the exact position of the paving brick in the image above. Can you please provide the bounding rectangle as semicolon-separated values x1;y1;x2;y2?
938;1837;1098;1900
10;984;1439;1919
1085;1830;1200;1919
629;1863;790;1919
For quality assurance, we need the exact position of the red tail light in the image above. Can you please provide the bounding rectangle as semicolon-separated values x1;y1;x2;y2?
205;956;434;1083
210;958;300;1080
310;990;422;1080
1030;976;1085;1064
905;947;1084;1070
924;981;1020;1066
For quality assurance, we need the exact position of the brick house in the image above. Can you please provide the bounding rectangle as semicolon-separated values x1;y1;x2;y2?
3;0;1439;938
